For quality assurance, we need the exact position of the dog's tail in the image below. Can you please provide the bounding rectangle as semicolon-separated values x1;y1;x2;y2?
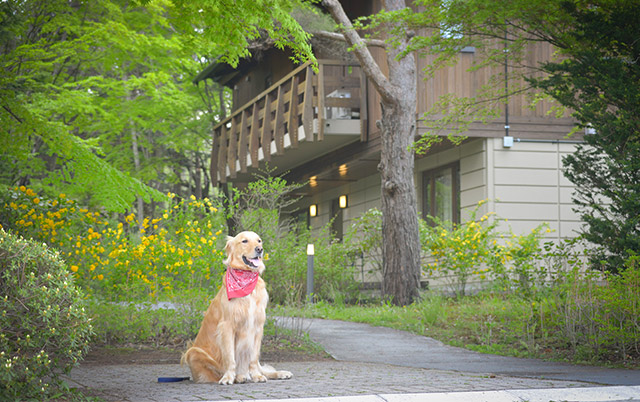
180;340;194;367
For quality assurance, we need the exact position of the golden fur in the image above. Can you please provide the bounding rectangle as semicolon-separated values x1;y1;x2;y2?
181;231;292;384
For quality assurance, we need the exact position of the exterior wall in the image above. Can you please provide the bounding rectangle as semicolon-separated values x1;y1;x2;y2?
307;171;381;231
486;137;582;240
307;137;582;241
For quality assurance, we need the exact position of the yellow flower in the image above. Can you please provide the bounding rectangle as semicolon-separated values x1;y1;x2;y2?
163;213;168;219
19;185;26;192
33;198;40;204
97;274;104;280
70;265;79;272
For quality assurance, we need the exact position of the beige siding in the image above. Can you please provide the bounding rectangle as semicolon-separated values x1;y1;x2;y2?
489;138;581;239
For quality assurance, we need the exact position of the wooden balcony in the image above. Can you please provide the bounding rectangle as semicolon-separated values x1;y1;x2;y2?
210;59;366;185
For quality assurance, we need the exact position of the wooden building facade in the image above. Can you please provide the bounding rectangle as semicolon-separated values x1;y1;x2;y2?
194;0;584;247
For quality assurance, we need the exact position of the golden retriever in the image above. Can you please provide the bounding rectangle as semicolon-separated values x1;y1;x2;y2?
181;231;293;384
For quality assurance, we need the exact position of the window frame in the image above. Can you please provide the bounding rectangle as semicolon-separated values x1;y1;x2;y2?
422;162;461;224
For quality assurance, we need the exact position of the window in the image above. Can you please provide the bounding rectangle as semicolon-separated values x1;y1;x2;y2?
422;163;460;224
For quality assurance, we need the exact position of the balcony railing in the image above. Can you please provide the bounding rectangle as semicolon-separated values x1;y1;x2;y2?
210;59;366;185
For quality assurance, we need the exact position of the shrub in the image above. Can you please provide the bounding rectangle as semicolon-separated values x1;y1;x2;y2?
547;254;640;362
422;205;496;297
228;173;359;305
0;230;93;400
0;186;228;300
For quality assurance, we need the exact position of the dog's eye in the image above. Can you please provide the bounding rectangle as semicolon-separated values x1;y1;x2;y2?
242;239;248;243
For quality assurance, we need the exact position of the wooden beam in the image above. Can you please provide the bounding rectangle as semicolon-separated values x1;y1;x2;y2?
227;118;238;178
261;92;272;161
288;74;300;148
317;62;325;141
302;65;314;142
274;84;286;155
249;102;260;166
238;109;248;172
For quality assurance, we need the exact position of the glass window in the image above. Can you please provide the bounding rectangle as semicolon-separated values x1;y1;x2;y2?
423;163;460;224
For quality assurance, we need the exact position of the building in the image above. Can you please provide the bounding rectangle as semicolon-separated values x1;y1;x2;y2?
193;1;584;250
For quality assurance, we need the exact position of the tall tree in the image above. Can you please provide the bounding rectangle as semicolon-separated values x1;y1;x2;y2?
323;0;421;305
1;0;314;212
533;1;640;273
401;0;640;272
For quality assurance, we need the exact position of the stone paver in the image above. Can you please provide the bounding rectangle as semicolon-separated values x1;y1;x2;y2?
66;361;588;402
64;317;640;401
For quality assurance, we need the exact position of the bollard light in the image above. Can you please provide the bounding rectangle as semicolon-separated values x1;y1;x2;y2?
306;244;314;303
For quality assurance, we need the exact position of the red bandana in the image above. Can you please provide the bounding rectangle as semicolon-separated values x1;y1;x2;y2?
225;268;259;300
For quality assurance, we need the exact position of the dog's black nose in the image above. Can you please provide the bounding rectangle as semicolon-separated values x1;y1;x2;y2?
256;246;263;255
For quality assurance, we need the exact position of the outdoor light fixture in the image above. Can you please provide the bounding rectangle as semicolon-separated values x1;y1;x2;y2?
307;244;315;303
309;204;318;217
339;195;348;209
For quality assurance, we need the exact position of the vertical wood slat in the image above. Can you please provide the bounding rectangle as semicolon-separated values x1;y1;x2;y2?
227;117;238;178
210;126;220;186
238;109;249;172
288;74;299;148
359;69;368;142
217;124;228;183
249;102;260;166
261;92;272;161
274;84;285;155
302;66;314;142
317;63;325;141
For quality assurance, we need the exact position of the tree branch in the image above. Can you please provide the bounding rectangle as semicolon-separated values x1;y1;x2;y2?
321;0;396;104
311;30;387;48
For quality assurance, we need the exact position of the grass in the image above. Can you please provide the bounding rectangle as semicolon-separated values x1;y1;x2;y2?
274;292;639;368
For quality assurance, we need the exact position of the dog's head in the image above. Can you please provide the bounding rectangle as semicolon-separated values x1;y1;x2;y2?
223;231;265;273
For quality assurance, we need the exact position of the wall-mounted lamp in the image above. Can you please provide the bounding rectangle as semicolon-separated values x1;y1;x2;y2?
339;195;348;209
309;204;318;217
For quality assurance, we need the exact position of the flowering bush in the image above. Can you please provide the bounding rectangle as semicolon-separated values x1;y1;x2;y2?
421;201;553;297
0;230;93;400
422;204;496;297
1;187;227;300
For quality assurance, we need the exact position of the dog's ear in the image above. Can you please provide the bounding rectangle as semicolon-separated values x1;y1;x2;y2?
224;235;234;255
223;235;234;266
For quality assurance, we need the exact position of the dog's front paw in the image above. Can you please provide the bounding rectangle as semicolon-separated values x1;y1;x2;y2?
276;370;293;380
251;373;267;383
235;373;249;384
219;371;236;385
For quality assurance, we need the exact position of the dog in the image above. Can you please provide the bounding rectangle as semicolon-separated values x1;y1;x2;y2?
181;231;293;384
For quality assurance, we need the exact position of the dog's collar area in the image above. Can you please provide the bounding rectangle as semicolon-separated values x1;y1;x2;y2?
226;267;259;299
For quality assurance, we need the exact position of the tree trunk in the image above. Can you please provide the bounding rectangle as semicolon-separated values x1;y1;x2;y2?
323;0;421;305
130;126;144;233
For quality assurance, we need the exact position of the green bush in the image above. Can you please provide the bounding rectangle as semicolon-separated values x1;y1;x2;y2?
229;172;359;304
0;230;93;400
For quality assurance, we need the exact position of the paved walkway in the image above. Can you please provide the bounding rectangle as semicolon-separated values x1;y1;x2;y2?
65;318;640;402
